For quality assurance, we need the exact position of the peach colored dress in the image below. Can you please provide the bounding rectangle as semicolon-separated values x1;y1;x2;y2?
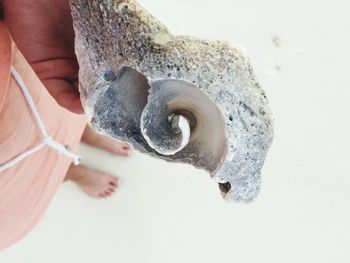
0;22;87;250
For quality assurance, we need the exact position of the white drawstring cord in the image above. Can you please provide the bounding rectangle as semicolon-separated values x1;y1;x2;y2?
0;67;81;173
11;68;49;137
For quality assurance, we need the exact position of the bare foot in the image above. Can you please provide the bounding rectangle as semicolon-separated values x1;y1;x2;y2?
82;125;132;156
65;165;118;198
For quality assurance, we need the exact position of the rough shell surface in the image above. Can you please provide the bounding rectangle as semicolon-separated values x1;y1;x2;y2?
70;0;274;202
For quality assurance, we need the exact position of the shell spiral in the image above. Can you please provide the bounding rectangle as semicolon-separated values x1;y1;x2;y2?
70;0;274;202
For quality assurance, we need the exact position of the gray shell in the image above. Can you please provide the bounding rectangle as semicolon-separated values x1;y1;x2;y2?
70;0;274;202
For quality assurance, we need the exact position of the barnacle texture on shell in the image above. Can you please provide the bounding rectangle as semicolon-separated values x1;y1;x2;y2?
70;0;274;202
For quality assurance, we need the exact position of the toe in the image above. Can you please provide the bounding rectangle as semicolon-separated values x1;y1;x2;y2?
122;143;132;155
73;168;119;198
122;145;131;151
109;177;118;187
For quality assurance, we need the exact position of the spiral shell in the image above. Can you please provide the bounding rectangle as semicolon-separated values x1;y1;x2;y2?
70;0;274;202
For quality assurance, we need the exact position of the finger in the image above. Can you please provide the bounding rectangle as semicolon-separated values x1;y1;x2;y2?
42;78;84;114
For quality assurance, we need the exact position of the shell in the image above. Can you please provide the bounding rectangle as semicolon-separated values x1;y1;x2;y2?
70;0;274;202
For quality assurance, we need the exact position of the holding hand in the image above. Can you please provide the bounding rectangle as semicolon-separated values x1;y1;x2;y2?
2;0;83;114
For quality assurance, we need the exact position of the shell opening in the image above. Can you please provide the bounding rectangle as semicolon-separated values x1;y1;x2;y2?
93;68;228;174
161;114;191;156
141;79;228;172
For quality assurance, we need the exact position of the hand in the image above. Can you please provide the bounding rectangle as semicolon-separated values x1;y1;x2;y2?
2;0;83;114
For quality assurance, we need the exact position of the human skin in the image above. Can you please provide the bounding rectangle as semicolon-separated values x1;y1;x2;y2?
1;0;83;114
0;1;135;199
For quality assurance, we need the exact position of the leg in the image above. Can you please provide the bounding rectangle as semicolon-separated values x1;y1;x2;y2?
82;125;132;156
65;164;118;198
